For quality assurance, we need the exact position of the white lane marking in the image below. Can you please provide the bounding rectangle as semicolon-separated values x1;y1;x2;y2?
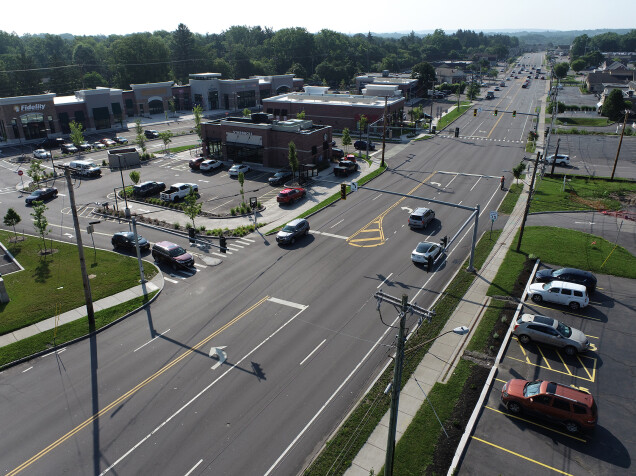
22;366;33;373
267;297;308;310
311;230;348;240
134;329;171;353
236;240;252;245
194;263;207;269
238;237;255;242
372;193;382;201
469;176;482;191
330;219;344;228
574;221;595;225
42;348;66;358
227;243;244;249
377;273;393;289
183;459;203;476
437;171;500;178
99;303;308;476
163;276;179;284
300;339;326;366
445;174;458;188
211;252;226;258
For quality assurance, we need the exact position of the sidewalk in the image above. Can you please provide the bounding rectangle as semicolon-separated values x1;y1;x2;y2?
0;273;163;349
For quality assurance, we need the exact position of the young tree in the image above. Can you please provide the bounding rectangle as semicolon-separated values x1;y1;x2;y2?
168;97;176;117
135;119;146;154
27;159;45;186
242;108;251;117
341;128;352;153
238;171;246;204
183;187;202;230
69;120;84;150
411;107;422;124
129;170;141;185
296;110;306;119
3;208;21;239
288;141;299;180
30;201;50;254
158;130;173;153
193;105;203;139
358;115;367;143
512;162;526;184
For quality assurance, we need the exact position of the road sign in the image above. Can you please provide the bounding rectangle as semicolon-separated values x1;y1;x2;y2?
351;181;358;192
17;170;23;176
490;211;498;222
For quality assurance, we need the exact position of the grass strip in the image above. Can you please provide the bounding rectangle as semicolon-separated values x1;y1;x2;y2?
304;230;501;475
436;101;472;130
166;144;198;153
530;175;636;213
466;300;508;353
0;231;158;335
0;291;158;368
555;117;612;127
498;182;523;215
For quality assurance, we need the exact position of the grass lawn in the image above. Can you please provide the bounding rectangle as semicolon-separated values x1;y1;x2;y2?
530;175;636;212
0;231;158;335
436;101;472;130
498;182;523;214
488;226;636;297
166;144;198;153
556;117;612;127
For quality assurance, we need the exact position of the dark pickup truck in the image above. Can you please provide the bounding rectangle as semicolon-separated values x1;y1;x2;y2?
333;159;358;177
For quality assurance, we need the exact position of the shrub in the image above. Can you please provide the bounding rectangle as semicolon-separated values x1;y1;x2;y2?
198;225;206;232
173;222;180;229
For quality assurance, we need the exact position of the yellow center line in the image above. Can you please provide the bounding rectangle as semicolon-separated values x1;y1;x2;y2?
8;296;271;476
471;436;576;474
484;406;586;442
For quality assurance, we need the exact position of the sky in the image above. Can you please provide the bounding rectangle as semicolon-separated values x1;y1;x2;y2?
1;0;633;37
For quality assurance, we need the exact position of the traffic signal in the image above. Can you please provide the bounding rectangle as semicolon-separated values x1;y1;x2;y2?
340;183;347;200
473;109;477;117
440;236;448;249
494;109;498;116
219;235;227;254
512;110;517;117
426;255;434;272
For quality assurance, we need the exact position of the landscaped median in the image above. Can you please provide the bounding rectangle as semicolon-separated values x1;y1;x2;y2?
0;231;160;368
436;101;472;131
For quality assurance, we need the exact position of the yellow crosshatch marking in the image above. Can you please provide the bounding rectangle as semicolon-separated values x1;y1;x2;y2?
484;406;586;442
347;171;437;248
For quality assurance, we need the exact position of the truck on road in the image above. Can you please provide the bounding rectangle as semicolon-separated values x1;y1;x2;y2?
486;91;495;99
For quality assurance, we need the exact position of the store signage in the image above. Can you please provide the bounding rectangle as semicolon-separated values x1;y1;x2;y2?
13;104;46;113
226;131;262;146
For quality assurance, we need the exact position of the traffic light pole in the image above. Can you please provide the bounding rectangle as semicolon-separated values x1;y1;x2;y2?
516;151;541;252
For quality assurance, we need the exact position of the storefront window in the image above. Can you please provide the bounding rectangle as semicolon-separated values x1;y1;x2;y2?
148;99;164;115
207;138;222;158
226;142;263;164
194;94;203;107
48;115;55;134
125;98;134;117
208;90;219;110
20;113;46;140
58;112;70;134
236;91;255;109
93;107;110;130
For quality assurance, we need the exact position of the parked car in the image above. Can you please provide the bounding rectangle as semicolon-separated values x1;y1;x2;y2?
133;181;166;198
526;280;589;310
545;154;570;166
408;207;435;229
332;147;345;159
269;170;293;186
144;130;159;139
160;183;198;202
411;241;442;269
501;379;597;433
99;138;116;147
513;313;590;355
277;187;306;205
78;142;92;151
200;159;223;172
61;143;78;154
114;136;128;144
189;157;206;170
92;142;106;150
276;218;310;245
535;267;597;294
228;164;250;177
33;149;51;160
25;187;58;205
151;241;194;270
111;231;150;251
68;160;101;177
38;137;64;149
354;140;375;151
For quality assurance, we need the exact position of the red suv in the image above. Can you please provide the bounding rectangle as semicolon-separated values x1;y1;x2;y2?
189;157;205;170
501;379;597;433
277;187;306;205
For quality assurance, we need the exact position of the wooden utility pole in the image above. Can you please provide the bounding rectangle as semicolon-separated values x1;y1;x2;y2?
516;151;541;252
610;111;629;181
381;96;388;168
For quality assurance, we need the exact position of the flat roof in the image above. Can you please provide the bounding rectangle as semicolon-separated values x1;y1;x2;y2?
264;92;404;108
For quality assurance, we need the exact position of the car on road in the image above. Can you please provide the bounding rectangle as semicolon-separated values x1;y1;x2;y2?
229;164;250;177
277;187;306;205
535;267;597;294
268;170;293;186
494;86;500;91
276;218;310;245
151;241;194;270
189;157;206;170
545;154;570;166
25;187;58;205
114;136;128;144
513;313;590;355
133;181;166;198
61;143;78;154
33;149;51;159
408;207;435;229
100;138;116;147
411;241;442;268
111;231;150;252
501;379;597;433
200;159;223;172
354;140;375;151
144;130;159;139
526;280;589;310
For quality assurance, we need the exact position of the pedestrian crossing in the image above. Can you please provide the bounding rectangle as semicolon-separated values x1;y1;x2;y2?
0;186;15;195
437;135;523;144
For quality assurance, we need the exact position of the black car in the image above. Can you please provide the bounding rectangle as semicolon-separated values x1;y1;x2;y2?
133;181;166;198
268;170;293;186
111;231;150;251
535;267;597;294
354;140;375;151
38;137;64;149
332;147;345;159
25;187;58;205
144;130;159;139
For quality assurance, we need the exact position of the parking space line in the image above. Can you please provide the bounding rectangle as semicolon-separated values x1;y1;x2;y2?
537;345;552;370
495;378;507;384
471;436;575;474
529;303;601;321
506;356;596;382
555;350;573;376
577;354;595;381
484;406;586;442
512;337;532;364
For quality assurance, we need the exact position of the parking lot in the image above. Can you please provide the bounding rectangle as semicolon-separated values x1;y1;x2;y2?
458;269;635;475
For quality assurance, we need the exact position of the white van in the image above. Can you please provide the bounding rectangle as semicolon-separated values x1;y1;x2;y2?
69;160;101;177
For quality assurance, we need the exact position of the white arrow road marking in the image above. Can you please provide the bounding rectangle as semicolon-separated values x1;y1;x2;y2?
209;346;227;370
64;233;74;239
430;182;441;187
401;206;413;214
574;221;595;225
136;208;150;213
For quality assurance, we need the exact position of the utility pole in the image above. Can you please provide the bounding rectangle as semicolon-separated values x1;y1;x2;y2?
610;111;629;181
549;137;560;176
64;167;95;328
516;151;541;252
381;96;388;168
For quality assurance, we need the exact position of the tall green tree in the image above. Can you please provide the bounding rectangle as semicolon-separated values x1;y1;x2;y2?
134;119;146;153
193;105;203;139
602;89;630;121
3;208;21;240
288;141;299;180
171;23;196;83
30;201;50;254
341;128;352;153
553;62;569;80
411;62;436;96
238;171;246;204
69;120;84;150
183;187;202;230
27;159;45;186
158;130;173;153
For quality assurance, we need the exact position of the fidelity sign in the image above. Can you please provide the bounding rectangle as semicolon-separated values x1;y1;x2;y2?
13;104;46;112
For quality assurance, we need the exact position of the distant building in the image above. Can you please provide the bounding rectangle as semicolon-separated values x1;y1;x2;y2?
355;71;418;98
435;67;466;84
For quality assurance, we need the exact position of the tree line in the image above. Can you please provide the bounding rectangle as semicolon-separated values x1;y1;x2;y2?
568;29;636;71
0;25;518;99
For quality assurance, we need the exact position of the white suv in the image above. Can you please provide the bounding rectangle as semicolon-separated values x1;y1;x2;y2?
545;154;570;166
527;280;589;310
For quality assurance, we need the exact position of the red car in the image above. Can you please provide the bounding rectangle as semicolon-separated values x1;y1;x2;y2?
100;138;116;146
189;157;205;170
277;187;306;205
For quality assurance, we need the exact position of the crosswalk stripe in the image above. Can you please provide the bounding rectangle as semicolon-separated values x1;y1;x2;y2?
163;276;179;284
194;263;207;269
